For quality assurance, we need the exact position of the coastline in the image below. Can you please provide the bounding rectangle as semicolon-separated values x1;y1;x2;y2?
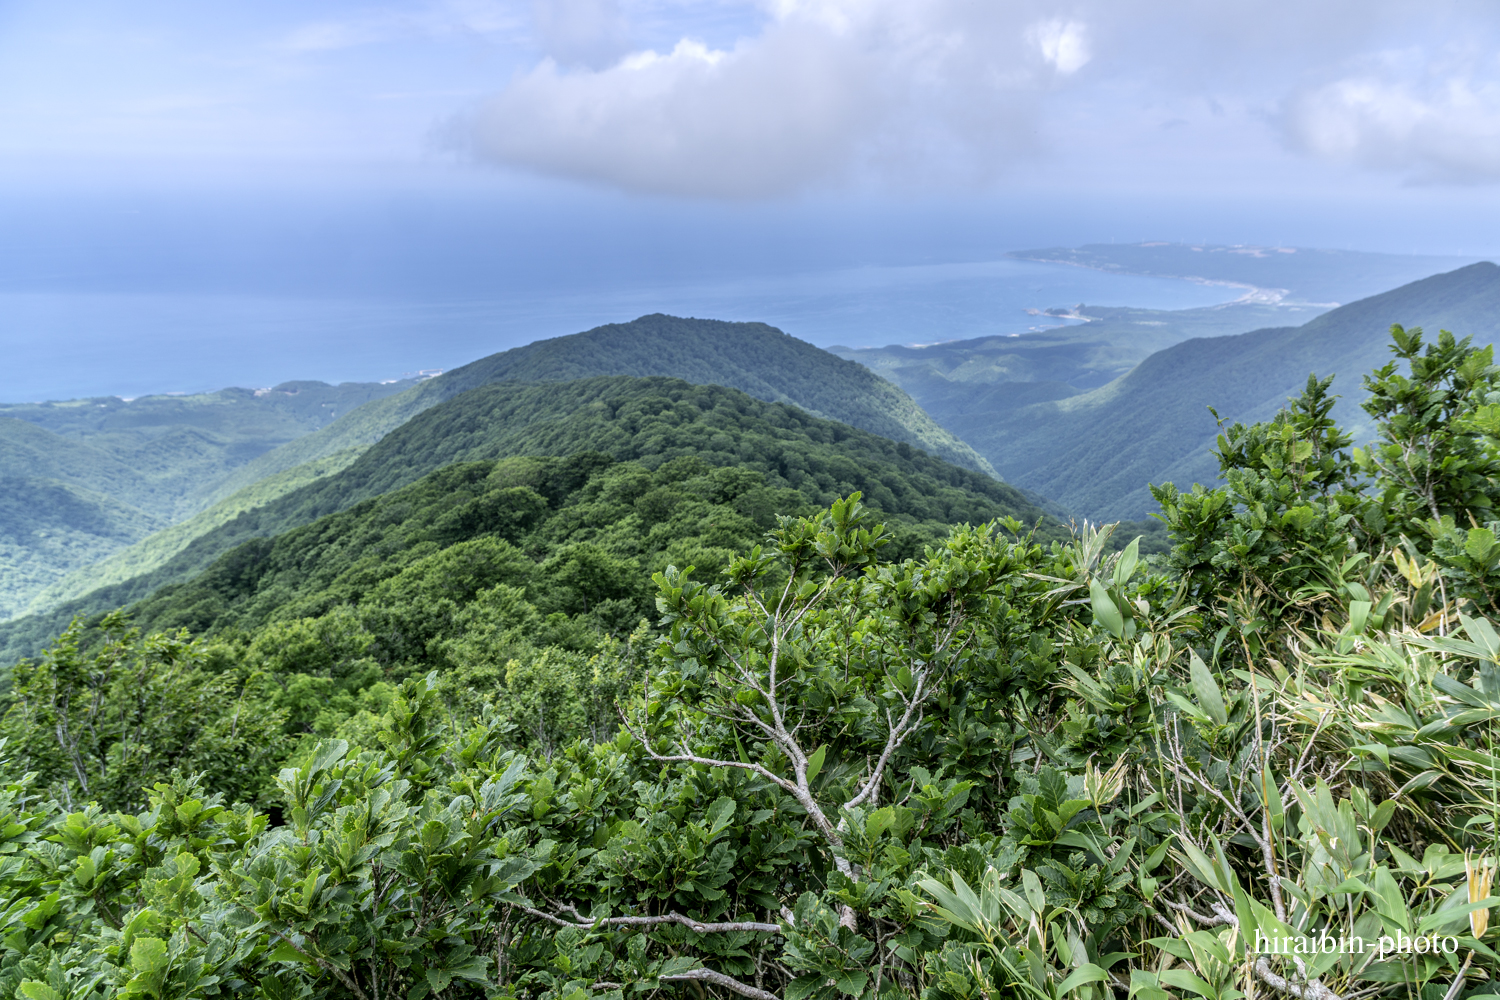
1007;251;1321;308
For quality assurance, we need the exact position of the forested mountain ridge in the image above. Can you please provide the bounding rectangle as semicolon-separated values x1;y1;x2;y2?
5;325;1500;999
214;313;995;502
3;315;986;623
0;375;1050;664
0;379;421;620
432;314;991;473
898;261;1500;519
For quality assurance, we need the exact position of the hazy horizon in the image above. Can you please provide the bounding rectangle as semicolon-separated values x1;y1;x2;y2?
7;1;1500;399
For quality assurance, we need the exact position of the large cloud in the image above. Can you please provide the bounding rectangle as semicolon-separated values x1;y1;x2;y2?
459;0;1093;198
1282;52;1500;183
454;0;1500;197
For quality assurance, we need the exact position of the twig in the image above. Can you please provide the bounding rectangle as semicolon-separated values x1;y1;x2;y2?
1252;956;1342;1000
661;967;780;1000
1441;950;1475;1000
1163;899;1232;926
513;904;782;934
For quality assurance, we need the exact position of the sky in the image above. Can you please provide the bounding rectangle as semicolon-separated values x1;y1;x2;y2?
6;1;1500;397
7;0;1500;198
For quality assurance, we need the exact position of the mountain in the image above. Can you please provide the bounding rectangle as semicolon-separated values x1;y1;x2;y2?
3;315;987;622
968;261;1500;519
831;300;1327;397
212;314;994;498
0;380;420;618
21;447;367;617
0;375;1050;664
832;246;1485;452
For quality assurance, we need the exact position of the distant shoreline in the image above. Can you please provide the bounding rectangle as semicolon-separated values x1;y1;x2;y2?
1008;250;1294;306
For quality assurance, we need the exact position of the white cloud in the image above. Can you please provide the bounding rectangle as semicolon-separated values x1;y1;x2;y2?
1282;54;1500;182
449;0;1500;198
1028;19;1090;76
460;0;1084;198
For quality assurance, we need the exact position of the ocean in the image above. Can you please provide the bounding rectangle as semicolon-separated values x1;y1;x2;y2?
0;258;1233;403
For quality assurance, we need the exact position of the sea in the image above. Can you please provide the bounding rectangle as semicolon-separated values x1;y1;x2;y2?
0;186;1264;403
0;261;1238;404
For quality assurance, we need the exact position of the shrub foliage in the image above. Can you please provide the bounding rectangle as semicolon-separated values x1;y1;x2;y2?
2;327;1500;999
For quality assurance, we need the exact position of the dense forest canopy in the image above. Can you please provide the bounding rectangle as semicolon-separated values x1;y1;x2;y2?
2;327;1500;1000
0;376;1049;666
0;313;994;626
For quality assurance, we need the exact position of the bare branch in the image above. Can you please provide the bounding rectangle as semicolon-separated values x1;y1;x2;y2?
844;689;926;812
1252;956;1343;1000
1441;951;1474;1000
513;904;782;935
661;967;781;1000
1189;898;1343;1000
1162;899;1232;926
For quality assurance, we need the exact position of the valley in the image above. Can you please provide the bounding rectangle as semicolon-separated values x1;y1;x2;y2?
6;244;1490;630
3;240;1500;999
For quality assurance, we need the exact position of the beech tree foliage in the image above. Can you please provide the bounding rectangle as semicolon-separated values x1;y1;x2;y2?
0;327;1499;999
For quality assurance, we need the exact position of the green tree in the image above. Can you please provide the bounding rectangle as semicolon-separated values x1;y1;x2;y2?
0;613;288;811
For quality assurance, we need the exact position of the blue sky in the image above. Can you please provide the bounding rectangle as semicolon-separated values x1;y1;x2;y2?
7;1;1500;399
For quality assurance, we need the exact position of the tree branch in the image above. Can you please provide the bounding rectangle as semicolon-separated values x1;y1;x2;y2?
661;967;781;1000
1162;899;1232;926
513;904;781;935
1252;956;1343;1000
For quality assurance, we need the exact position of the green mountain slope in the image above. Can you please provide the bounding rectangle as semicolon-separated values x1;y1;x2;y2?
976;261;1500;519
210;314;994;505
0;380;419;617
0;418;170;619
0;376;1050;664
21;447;368;617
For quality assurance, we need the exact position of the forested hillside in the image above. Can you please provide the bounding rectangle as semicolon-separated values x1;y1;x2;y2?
1;325;1499;999
831;300;1320;397
0;376;1049;664
23;447;368;617
925;261;1500;518
213;314;994;503
0;380;419;619
8;315;992;623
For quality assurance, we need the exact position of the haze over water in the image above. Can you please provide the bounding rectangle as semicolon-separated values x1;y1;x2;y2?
0;260;1232;404
5;183;1494;405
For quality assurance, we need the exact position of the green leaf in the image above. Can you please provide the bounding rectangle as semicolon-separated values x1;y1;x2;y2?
1371;799;1397;833
310;739;349;775
1058;964;1109;995
706;796;736;838
786;976;823;1000
1090;579;1125;639
130;936;170;974
1114;537;1141;589
1189;652;1227;725
805;745;827;785
1371;866;1411;932
17;983;62;1000
835;969;870;996
1159;969;1217;998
